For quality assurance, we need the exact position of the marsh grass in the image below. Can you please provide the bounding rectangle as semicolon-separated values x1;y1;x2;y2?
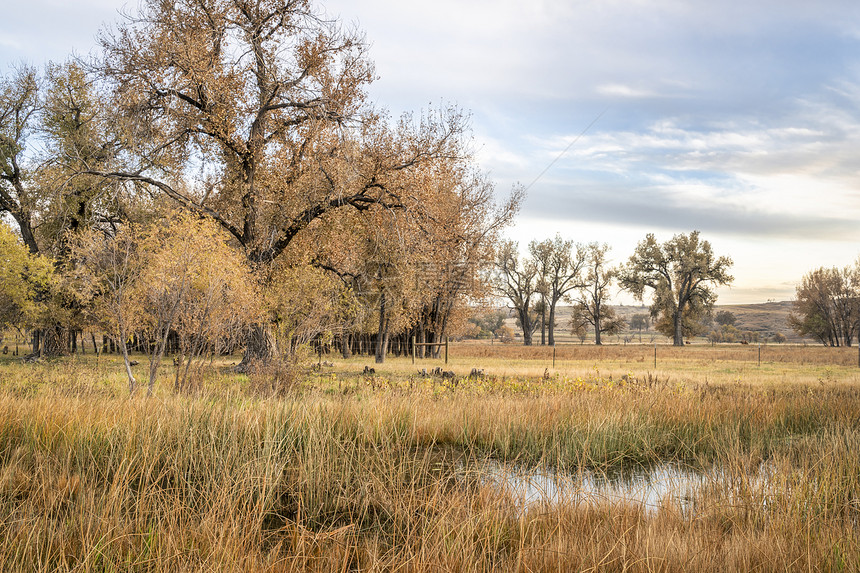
0;351;858;571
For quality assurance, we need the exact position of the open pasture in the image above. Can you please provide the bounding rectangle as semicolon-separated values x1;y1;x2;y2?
0;345;858;571
341;342;860;389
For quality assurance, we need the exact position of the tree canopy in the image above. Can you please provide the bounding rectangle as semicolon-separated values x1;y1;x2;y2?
620;231;733;346
0;224;54;331
789;264;860;347
0;0;520;368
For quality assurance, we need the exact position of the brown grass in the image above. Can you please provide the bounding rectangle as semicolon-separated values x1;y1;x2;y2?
0;353;857;571
452;340;859;366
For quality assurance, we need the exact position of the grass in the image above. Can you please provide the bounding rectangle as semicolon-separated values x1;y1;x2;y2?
0;345;858;571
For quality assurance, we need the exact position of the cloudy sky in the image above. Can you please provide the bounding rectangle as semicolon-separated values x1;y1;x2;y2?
3;0;860;304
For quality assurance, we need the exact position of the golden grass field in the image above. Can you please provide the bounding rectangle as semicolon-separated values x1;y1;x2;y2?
0;342;858;571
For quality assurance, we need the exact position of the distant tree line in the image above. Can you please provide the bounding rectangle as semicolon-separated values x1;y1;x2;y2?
492;231;734;347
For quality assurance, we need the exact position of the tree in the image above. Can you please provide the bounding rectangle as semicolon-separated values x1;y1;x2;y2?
569;308;589;344
0;224;54;335
789;265;860;347
651;303;710;341
136;215;263;392
413;169;520;355
630;313;649;342
72;224;144;393
529;235;585;346
38;62;122;256
715;310;737;327
91;0;469;365
267;262;359;358
165;221;262;391
1;62;125;355
493;240;539;345
0;65;41;255
620;231;733;346
306;149;520;361
468;308;507;339
573;242;624;345
75;215;263;394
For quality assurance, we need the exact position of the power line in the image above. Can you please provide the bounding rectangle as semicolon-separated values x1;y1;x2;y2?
524;108;608;192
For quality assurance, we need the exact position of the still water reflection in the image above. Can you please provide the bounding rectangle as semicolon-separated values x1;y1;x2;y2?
468;461;719;514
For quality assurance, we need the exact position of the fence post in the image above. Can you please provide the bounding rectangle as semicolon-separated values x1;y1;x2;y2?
412;335;416;364
445;336;449;365
654;343;657;369
552;345;556;368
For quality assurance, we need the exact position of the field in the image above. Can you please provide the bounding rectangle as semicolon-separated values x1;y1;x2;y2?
0;343;858;571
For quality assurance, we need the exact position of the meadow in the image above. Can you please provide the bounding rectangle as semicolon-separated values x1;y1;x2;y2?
0;343;858;571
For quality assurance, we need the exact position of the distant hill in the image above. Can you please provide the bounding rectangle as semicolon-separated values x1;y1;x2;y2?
718;301;797;339
613;301;797;338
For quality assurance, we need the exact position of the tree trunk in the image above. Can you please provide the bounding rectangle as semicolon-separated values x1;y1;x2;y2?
341;334;352;359
520;309;533;346
118;340;137;394
375;292;388;364
673;309;684;346
548;302;556;346
39;325;69;357
238;324;279;370
375;327;389;364
540;296;546;345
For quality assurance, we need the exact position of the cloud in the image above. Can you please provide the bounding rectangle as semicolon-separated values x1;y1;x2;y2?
596;84;662;99
493;77;860;244
0;34;23;52
521;177;859;241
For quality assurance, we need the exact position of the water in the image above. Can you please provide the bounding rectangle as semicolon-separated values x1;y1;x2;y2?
468;460;718;515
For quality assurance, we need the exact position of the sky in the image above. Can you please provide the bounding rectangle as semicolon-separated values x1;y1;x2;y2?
3;0;860;305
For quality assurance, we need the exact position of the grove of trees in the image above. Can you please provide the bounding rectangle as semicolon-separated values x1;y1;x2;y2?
0;0;520;379
492;231;734;347
7;0;800;372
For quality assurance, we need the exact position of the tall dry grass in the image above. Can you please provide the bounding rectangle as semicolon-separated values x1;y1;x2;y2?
0;356;857;571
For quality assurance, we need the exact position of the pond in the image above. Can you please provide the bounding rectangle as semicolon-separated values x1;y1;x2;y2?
466;460;744;515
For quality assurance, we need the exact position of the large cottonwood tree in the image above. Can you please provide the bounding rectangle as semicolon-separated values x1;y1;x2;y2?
494;240;540;346
90;0;469;363
573;242;624;345
789;265;860;347
620;231;733;346
529;235;584;346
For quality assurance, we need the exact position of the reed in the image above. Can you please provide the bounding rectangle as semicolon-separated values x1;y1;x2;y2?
0;354;857;571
